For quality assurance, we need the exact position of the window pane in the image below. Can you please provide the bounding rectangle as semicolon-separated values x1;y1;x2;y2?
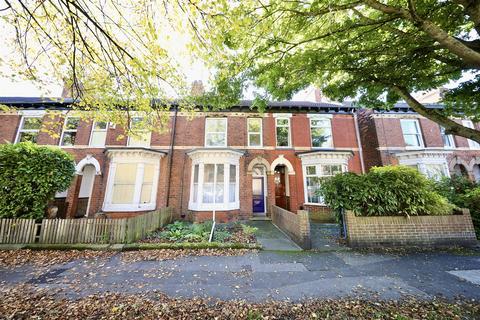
229;164;236;202
204;164;214;183
404;134;420;147
193;164;199;183
128;131;151;147
215;164;224;203
143;164;154;183
331;165;342;175
401;120;418;134
276;118;289;126
276;126;289;146
249;133;261;146
140;164;155;204
65;117;80;130
94;121;108;130
203;164;214;203
311;127;332;148
206;133;225;146
306;166;316;175
248;118;261;132
22;117;42;130
90;131;107;147
112;163;137;204
19;132;38;143
306;176;321;203
206;118;226;132
61;132;76;146
424;164;446;181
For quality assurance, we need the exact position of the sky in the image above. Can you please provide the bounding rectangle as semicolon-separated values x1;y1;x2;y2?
0;2;473;104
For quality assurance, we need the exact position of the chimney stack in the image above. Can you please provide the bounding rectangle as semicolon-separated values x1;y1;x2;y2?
190;80;205;96
314;88;322;102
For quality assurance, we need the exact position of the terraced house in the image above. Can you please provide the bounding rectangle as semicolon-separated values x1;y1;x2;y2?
1;96;479;222
0;97;363;222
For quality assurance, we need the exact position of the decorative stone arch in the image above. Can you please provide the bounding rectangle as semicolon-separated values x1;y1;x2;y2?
467;156;480;170
449;157;470;172
247;156;272;175
75;155;101;175
270;154;295;175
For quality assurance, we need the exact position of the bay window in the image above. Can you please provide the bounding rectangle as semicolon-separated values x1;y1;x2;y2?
299;151;352;205
304;164;343;204
205;118;227;147
103;148;164;211
396;150;451;181
188;149;243;211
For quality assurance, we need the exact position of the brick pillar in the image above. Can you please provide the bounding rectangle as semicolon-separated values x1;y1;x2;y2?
288;173;298;211
267;173;276;215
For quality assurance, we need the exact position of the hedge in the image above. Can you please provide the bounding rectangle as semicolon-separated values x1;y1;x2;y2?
0;142;75;219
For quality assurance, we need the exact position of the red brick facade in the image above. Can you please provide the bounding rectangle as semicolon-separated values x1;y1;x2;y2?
0;105;362;221
358;109;480;180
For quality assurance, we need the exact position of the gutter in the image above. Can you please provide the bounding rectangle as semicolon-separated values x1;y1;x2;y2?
165;106;178;207
353;111;366;174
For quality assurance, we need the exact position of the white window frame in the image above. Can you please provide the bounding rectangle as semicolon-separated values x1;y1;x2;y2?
89;121;109;147
462;120;480;149
15;115;43;143
188;149;242;211
439;126;455;149
127;117;151;147
299;151;352;205
302;163;346;205
204;118;228;147
396;151;451;181
274;114;291;148
103;149;163;212
247;118;263;147
400;119;424;149
59;116;80;147
309;115;333;148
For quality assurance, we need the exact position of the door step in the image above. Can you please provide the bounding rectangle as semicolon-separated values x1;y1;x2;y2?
250;216;272;221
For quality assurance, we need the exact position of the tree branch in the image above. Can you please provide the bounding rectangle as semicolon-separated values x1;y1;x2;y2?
392;85;480;143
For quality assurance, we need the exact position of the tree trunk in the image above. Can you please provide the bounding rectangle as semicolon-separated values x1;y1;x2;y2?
392;86;480;143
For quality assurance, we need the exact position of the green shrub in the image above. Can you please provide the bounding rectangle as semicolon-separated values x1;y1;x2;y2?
241;224;258;235
318;165;454;217
0;142;75;219
434;177;480;238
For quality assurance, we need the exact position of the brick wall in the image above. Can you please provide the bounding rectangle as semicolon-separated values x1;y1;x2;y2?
271;205;311;249
0;110;362;222
345;209;477;247
304;204;335;222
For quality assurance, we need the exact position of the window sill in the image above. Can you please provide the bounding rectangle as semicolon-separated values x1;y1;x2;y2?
303;203;327;206
188;202;239;211
103;203;156;212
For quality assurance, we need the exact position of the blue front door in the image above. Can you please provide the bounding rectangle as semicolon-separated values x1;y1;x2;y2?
252;177;265;214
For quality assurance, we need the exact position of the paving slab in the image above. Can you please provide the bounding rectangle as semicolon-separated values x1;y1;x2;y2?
247;220;301;251
447;269;480;285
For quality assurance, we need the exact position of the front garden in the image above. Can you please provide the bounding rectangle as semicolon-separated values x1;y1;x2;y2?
141;220;257;245
318;166;479;245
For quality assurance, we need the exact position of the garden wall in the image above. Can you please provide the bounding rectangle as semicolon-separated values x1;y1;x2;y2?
345;209;477;247
271;205;311;249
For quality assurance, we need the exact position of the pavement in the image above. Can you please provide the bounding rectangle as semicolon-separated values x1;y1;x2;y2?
1;249;480;302
247;220;302;251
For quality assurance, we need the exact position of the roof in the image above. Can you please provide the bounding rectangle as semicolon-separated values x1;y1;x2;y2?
0;97;356;114
0;97;75;110
373;102;444;114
